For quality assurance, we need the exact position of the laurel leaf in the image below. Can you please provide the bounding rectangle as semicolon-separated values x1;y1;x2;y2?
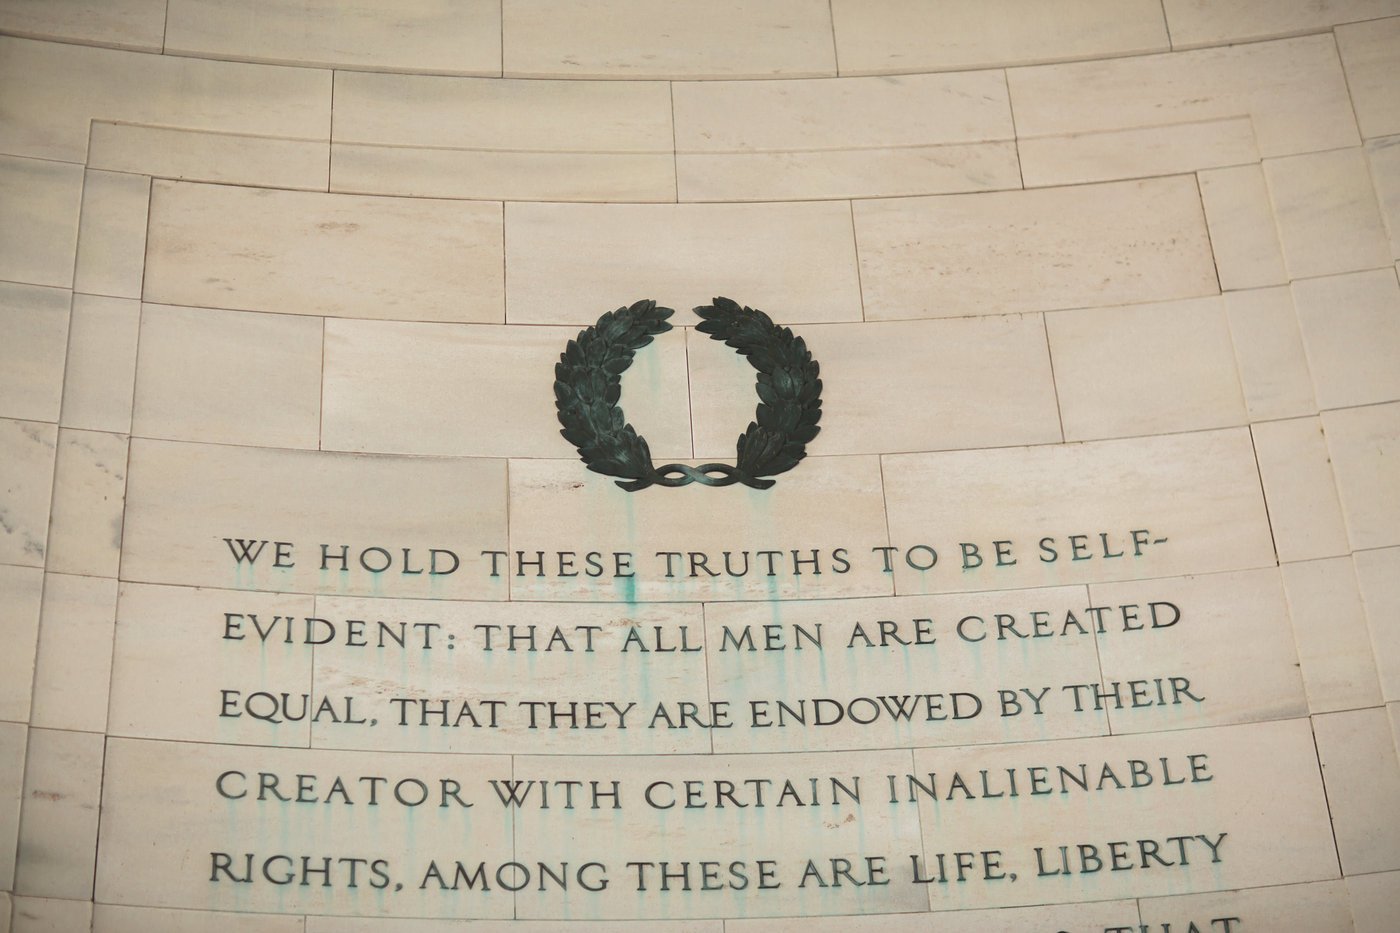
559;297;820;490
552;300;680;485
771;367;800;396
684;299;824;481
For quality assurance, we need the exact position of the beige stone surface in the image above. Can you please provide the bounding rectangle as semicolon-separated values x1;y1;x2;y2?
0;722;23;890
14;728;103;898
44;428;127;577
854;177;1217;320
508;455;892;602
307;917;719;932
1323;401;1400;550
1198;163;1289;291
121;439;509;599
1337;16;1400;139
1090;569;1308;733
144;181;504;323
1139;879;1353;931
0;0;166;51
165;0;500;74
1282;558;1384;714
133;304;323;449
1356;548;1400;702
732;902;1140;932
832;0;1167;74
59;294;139;433
0;418;57;568
97;738;515;916
30;573;116;733
1164;0;1400;46
87;122;331;193
674;71;1013;152
1;6;1395;925
328;70;673;199
322;320;691;459
1019;117;1258;188
108;583;315;746
688;315;1060;459
912;719;1337;908
0;283;68;424
0;37;332;163
1314;707;1400;875
0;154;83;289
332;70;672;153
1252;417;1351;562
703;585;1108;753
0;565;42;723
331;145;677;202
94;904;307;932
1265;148;1392;280
1223;287;1319;421
677;143;1022;202
1293;269;1400;410
1348;869;1400;932
1007;34;1359;158
504;0;835;78
8;897;91;933
1369;136;1400;259
883;428;1275;594
672;70;1018;199
312;596;709;754
506;202;861;325
72;169;149;300
511;748;922;918
1047;297;1247;441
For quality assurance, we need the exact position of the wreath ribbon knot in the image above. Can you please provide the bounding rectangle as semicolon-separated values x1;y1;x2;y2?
554;298;823;492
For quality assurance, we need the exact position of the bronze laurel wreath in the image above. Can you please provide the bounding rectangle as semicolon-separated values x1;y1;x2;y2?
554;297;823;491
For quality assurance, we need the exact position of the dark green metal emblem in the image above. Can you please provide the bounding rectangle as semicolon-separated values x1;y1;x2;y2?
554;297;823;491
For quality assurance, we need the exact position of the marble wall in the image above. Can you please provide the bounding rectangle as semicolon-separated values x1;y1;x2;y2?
1;1;1399;930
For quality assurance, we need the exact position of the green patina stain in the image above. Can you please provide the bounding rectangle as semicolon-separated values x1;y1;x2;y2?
612;569;639;608
612;483;640;608
762;576;792;693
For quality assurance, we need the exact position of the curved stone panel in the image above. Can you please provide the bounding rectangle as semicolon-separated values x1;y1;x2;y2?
2;5;1398;931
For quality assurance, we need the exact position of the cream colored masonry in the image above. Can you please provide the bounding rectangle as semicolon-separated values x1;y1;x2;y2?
1;3;1399;930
